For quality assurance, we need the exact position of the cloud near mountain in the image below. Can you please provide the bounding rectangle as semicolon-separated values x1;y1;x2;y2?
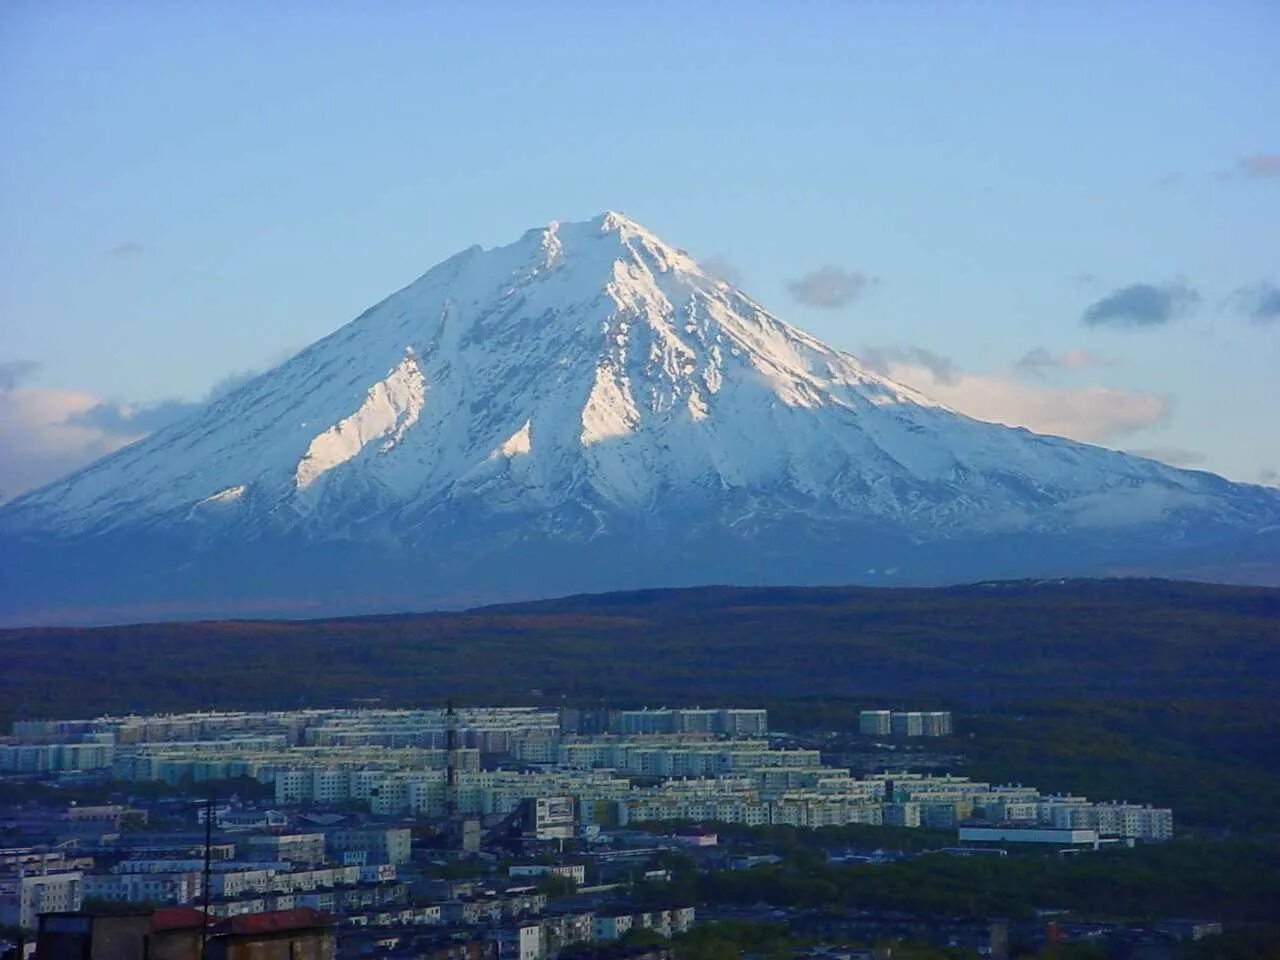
0;367;266;503
861;347;1168;443
3;212;1274;624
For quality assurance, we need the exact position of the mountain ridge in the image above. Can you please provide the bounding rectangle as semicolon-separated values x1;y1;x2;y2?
2;211;1277;623
2;578;1277;721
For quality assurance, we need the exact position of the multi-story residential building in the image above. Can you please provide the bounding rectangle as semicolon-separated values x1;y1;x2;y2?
328;827;412;865
443;890;547;926
1036;798;1173;840
495;921;545;960
1092;802;1174;840
718;710;769;737
917;798;974;828
633;908;696;937
1;848;94;876
210;865;364;899
0;742;115;773
6;708;1174;847
857;710;952;738
509;864;586;885
65;804;147;830
591;908;695;942
593;911;634;941
890;712;925;738
245;833;326;867
558;740;818;778
541;910;595;956
858;711;892;737
83;870;202;905
868;773;991;802
609;709;767;737
921;711;953;737
0;871;83;930
882;802;921;827
344;903;443;928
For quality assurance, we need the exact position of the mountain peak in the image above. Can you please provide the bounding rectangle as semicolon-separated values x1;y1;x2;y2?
514;211;687;278
595;208;641;232
2;214;1277;622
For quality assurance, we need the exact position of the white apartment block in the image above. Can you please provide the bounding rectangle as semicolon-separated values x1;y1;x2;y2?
882;802;921;827
610;709;766;737
858;711;892;736
0;742;115;773
329;827;412;865
542;911;595;955
0;872;83;930
593;912;633;941
859;710;952;738
592;907;695;942
1037;798;1172;840
8;708;1174;843
83;871;201;904
245;833;326;866
509;864;586;885
557;740;819;777
211;864;362;898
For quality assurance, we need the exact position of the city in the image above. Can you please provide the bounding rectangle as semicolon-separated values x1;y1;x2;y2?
2;4;1277;958
1;705;1186;958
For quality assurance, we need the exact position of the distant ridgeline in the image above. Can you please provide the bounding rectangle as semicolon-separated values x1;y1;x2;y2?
0;579;1276;722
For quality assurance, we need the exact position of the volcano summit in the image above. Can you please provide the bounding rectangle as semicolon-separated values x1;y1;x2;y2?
2;212;1277;622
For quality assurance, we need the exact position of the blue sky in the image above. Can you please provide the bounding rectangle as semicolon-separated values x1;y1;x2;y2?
1;0;1277;499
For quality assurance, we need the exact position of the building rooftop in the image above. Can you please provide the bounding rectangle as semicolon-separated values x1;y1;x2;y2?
151;906;210;931
210;907;334;936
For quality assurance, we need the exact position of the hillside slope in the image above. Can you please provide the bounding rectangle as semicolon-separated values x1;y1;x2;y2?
2;579;1277;723
2;213;1277;623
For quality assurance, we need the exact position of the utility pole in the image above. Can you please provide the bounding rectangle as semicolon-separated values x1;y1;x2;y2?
445;700;459;821
201;793;213;957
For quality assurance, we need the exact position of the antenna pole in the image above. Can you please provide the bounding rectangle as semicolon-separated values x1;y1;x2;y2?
446;700;459;820
201;793;213;955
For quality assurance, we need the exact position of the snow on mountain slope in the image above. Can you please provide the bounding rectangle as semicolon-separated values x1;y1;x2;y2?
1;212;1277;620
295;348;426;491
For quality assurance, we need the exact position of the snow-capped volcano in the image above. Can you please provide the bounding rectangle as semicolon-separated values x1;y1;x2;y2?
2;212;1277;623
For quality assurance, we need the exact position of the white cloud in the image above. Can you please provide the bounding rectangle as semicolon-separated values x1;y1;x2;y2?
787;266;876;309
0;386;142;502
861;346;958;384
1015;346;1112;377
1237;154;1280;179
698;255;742;287
865;351;1170;444
0;361;276;504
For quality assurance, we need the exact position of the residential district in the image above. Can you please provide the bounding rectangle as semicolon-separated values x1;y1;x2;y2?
1;707;1185;960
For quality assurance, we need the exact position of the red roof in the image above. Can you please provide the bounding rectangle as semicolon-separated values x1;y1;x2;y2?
151;907;209;931
210;907;334;937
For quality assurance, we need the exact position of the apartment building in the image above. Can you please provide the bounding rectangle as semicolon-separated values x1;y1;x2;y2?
245;833;326;867
1037;798;1173;840
83;870;202;905
858;711;892;737
858;710;952;738
609;709;767;737
0;871;83;930
328;827;412;866
0;742;115;774
508;864;586;885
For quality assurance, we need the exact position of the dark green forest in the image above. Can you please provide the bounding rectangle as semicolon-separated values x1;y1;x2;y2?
2;579;1277;722
629;831;1280;923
